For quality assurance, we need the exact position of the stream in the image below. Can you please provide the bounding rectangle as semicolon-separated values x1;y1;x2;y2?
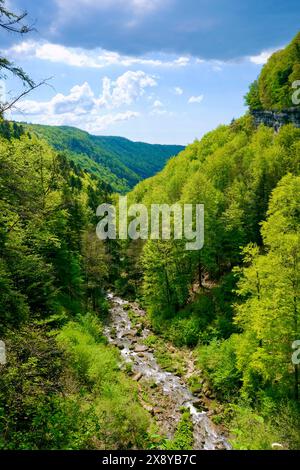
104;293;230;450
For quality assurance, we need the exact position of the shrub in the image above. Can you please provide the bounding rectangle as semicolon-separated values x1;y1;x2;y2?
197;335;242;399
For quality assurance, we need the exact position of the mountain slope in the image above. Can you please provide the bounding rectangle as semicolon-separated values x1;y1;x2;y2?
245;31;300;110
123;34;300;449
21;123;184;192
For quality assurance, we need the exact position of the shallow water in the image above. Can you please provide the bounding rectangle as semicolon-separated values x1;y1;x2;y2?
104;293;230;450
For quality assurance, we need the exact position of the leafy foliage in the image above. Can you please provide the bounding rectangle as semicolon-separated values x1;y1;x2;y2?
21;123;184;192
125;115;300;448
245;32;300;110
0;124;150;449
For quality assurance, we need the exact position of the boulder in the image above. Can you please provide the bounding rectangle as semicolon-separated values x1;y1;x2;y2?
133;372;143;381
153;407;164;414
134;344;148;353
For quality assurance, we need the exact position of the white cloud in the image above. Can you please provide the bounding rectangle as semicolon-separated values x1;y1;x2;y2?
99;70;157;108
149;99;173;116
84;111;140;133
153;99;163;108
19;71;156;116
13;71;155;132
15;95;140;132
10;41;102;68
174;57;190;67
19;82;97;116
7;40;191;69
188;95;204;104
249;49;276;65
173;87;183;95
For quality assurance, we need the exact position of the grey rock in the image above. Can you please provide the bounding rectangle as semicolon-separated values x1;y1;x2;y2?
133;372;143;381
251;107;300;131
134;344;148;353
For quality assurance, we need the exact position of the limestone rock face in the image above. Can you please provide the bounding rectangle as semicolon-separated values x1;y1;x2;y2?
251;107;300;131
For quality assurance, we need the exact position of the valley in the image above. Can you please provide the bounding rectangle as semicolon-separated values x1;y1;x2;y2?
0;16;300;452
104;293;230;450
22;123;184;192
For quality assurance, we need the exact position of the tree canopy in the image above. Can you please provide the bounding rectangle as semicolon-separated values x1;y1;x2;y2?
245;32;300;110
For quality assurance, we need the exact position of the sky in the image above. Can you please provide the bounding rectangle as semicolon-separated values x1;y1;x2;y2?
2;0;300;144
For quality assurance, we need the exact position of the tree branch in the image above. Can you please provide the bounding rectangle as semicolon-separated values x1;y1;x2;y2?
0;78;53;113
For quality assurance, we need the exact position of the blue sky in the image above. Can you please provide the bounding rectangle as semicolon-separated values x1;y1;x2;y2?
2;0;300;144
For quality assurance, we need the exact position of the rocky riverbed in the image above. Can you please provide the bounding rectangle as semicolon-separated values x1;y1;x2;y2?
104;293;230;450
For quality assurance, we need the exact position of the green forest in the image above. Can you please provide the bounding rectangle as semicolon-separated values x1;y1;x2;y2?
0;0;299;452
245;32;300;110
23;123;183;193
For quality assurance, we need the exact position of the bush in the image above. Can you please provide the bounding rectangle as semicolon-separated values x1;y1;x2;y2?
0;315;150;450
197;335;242;399
164;409;194;450
229;404;279;450
57;313;150;449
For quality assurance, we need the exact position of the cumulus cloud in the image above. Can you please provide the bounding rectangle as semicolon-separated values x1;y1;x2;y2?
8;41;101;68
84;111;140;133
249;49;277;65
149;99;171;116
14;71;155;132
173;87;183;95
19;82;97;116
99;70;157;108
188;95;204;104
10;39;277;71
9;0;294;61
152;99;163;108
7;40;191;69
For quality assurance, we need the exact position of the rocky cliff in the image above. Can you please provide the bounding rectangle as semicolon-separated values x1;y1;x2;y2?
251;107;300;131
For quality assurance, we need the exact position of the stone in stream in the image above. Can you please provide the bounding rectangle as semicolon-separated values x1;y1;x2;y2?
202;382;212;396
133;372;143;381
193;398;209;411
107;295;230;450
153;407;164;415
192;385;204;395
134;344;148;353
122;330;138;338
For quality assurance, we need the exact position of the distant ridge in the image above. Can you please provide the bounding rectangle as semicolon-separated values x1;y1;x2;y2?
21;123;184;193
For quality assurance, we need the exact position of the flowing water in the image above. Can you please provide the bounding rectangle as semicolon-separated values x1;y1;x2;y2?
104;293;230;450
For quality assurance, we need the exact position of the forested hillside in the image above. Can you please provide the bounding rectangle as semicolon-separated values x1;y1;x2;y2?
245;31;300;110
0;122;152;449
22;123;183;192
123;114;300;448
1;0;299;451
